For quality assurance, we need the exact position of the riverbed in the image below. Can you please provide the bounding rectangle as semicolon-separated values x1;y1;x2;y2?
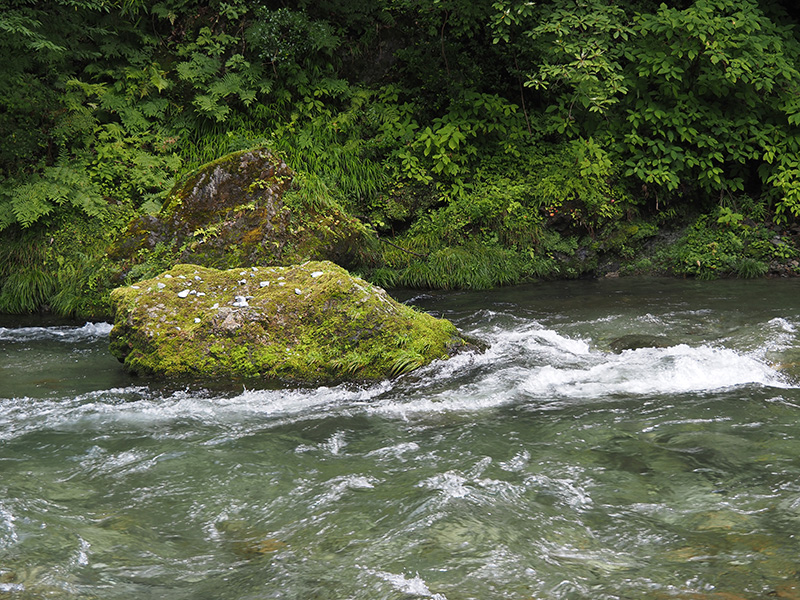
2;278;800;599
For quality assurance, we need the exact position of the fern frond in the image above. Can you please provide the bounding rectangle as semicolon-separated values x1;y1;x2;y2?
176;54;221;83
389;352;424;377
9;165;106;228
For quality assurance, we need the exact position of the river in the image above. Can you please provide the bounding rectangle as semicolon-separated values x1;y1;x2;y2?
2;277;800;599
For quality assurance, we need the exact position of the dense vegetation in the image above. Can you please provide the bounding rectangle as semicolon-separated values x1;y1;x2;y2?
3;0;800;317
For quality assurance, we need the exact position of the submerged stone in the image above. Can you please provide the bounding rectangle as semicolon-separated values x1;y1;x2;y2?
109;261;480;383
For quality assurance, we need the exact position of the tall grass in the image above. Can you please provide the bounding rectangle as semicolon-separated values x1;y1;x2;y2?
379;245;529;290
0;234;57;313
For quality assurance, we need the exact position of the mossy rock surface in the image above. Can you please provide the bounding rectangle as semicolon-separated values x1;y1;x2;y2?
109;148;293;271
109;147;376;278
109;261;478;384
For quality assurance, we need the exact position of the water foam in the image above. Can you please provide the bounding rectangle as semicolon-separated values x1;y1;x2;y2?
0;322;112;343
364;321;795;418
366;569;447;600
0;503;18;549
0;316;794;437
519;343;789;399
0;379;397;442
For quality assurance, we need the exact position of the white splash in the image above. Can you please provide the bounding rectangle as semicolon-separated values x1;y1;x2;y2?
0;322;112;343
367;569;447;600
520;343;789;399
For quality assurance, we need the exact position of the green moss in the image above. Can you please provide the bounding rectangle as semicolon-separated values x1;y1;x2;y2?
109;260;478;384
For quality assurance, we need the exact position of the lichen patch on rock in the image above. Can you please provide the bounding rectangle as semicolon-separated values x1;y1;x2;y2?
109;261;479;384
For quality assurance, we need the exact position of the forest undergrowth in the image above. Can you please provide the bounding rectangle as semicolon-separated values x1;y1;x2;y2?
3;0;800;317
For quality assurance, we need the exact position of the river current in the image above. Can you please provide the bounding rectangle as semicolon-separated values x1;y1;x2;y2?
2;278;800;599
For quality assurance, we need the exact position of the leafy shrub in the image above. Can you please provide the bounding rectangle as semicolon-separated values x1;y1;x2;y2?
501;0;800;218
667;209;798;279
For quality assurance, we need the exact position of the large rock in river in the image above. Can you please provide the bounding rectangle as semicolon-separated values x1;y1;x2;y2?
110;148;293;269
109;261;477;383
109;147;375;276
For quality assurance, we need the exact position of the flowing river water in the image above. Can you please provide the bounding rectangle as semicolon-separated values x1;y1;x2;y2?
2;278;800;600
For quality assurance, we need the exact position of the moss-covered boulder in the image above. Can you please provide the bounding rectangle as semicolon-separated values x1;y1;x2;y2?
109;148;377;282
109;148;293;272
109;261;478;383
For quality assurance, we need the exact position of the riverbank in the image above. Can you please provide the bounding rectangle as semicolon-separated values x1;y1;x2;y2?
4;1;800;320
1;202;799;322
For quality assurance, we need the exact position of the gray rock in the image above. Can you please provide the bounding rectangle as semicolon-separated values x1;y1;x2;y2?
607;334;673;353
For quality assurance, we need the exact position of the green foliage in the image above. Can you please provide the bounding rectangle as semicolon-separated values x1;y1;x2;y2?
5;0;800;314
390;91;526;189
396;139;625;248
667;207;797;279
518;0;632;128
672;216;745;278
123;240;180;285
382;244;529;290
735;256;769;279
174;25;269;124
500;0;800;218
247;6;340;69
623;0;800;205
270;87;389;210
0;213;117;316
388;352;426;378
50;252;114;317
717;207;744;228
368;138;632;288
0;231;58;314
1;162;107;231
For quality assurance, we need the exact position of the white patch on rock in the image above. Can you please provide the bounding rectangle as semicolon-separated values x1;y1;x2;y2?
232;296;249;307
177;289;191;298
260;281;269;287
311;271;324;278
157;282;166;289
295;288;303;295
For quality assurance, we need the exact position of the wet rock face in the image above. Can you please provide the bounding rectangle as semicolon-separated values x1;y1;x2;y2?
110;148;293;270
109;261;478;384
108;147;376;277
607;334;673;353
